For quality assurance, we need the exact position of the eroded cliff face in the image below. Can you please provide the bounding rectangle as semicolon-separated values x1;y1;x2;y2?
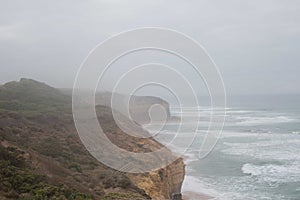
96;105;186;199
128;158;185;200
0;78;185;200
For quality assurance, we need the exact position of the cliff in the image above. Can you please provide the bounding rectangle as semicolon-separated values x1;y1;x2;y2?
128;158;185;200
96;105;185;199
64;89;172;124
0;78;185;200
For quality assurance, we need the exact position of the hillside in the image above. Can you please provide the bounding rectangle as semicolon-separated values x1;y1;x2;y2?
0;78;70;112
0;79;184;200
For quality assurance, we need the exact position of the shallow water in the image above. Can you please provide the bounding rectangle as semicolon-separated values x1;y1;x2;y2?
146;98;300;200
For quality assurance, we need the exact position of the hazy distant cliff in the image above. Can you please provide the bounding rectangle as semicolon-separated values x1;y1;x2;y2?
63;89;172;124
0;78;185;200
96;92;171;124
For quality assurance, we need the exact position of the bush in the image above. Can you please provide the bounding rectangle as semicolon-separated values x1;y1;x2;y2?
32;137;64;158
101;173;131;189
0;145;25;168
100;192;143;200
68;164;83;173
0;144;92;199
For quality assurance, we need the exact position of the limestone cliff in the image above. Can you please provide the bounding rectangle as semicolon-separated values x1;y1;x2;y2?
97;105;185;200
128;158;185;200
0;78;185;200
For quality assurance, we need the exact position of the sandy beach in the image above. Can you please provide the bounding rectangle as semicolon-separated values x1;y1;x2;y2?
183;191;214;200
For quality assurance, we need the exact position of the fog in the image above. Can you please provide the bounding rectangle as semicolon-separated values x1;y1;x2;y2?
1;0;300;96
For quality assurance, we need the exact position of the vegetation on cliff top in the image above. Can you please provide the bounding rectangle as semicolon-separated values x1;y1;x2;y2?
0;144;92;199
0;78;71;114
0;78;151;199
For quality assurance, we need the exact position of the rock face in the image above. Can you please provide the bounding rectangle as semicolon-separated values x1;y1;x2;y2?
0;78;185;200
128;158;185;200
96;105;185;200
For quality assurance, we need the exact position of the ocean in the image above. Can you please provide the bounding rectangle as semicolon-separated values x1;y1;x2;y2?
145;95;300;200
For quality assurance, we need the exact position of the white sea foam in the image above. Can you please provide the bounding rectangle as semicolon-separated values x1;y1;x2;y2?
170;106;231;111
242;163;300;183
225;110;257;114
183;152;199;165
235;115;296;125
150;106;300;199
222;135;300;161
170;106;228;119
221;139;300;163
219;131;261;138
182;176;260;200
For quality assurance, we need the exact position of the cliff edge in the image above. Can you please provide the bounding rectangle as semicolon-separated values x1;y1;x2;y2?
0;78;185;200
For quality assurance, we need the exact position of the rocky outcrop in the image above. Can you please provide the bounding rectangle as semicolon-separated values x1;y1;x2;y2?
96;105;185;199
128;158;185;200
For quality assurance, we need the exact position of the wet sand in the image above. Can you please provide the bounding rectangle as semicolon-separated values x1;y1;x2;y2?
183;191;214;200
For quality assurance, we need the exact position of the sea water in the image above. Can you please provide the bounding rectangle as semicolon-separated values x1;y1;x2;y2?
145;95;300;200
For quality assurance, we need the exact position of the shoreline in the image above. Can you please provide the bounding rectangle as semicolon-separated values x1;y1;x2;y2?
181;160;216;200
183;191;213;200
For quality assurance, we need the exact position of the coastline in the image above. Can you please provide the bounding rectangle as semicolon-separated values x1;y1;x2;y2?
183;191;213;200
181;176;216;200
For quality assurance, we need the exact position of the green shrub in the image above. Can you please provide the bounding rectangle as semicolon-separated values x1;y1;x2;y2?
0;144;92;199
100;192;143;200
32;138;64;158
68;164;83;173
101;173;131;189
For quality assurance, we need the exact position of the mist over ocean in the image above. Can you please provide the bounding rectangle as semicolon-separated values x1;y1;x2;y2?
145;95;300;200
1;0;300;199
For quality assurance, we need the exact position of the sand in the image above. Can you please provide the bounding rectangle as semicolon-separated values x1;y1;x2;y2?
183;191;214;200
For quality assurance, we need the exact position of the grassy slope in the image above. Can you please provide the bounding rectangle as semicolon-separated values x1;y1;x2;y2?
0;79;150;200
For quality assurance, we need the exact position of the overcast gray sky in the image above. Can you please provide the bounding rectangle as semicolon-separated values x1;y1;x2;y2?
0;0;299;95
